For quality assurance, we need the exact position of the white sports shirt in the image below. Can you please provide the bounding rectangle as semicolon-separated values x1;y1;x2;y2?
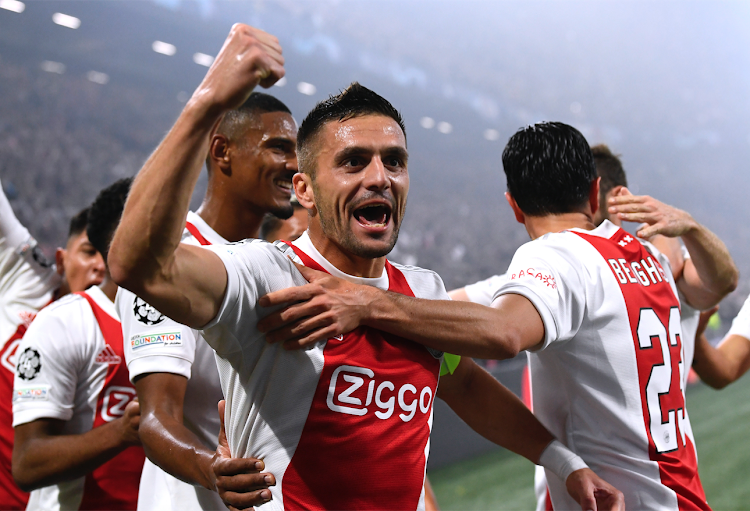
725;293;750;342
0;178;59;508
494;220;709;511
12;286;143;510
116;211;226;511
463;273;508;306
201;231;450;511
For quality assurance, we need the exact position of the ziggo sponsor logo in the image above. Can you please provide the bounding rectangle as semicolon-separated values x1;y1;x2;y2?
326;365;434;422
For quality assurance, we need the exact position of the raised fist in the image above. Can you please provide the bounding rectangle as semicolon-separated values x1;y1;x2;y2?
192;24;285;117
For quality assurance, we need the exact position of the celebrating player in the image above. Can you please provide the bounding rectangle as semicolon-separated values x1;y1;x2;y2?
116;91;295;511
109;24;623;511
261;122;718;509
0;179;105;509
12;178;144;510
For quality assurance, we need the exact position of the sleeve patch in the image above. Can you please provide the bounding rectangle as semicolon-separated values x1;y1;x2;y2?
130;331;183;350
439;353;461;376
16;347;42;380
13;384;50;402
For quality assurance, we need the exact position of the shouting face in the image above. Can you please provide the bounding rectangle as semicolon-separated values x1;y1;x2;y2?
299;114;408;260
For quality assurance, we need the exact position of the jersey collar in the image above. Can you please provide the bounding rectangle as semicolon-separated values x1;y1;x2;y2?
293;231;389;290
84;285;119;320
186;211;229;245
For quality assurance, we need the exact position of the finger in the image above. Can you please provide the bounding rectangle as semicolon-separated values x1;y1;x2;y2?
293;262;331;283
608;193;644;205
608;202;653;215
258;284;318;308
264;309;334;342
283;325;340;350
216;472;276;492
259;299;330;332
636;225;662;239
617;212;657;225
214;457;265;476
221;488;272;509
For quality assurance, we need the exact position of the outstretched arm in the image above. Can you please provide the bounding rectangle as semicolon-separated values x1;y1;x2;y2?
12;402;140;492
257;264;544;358
608;188;738;310
108;24;285;328
438;359;624;511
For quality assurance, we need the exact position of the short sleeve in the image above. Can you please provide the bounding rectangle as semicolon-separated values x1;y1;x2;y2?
117;288;198;383
727;294;750;342
464;274;508;306
201;240;305;358
493;239;586;351
0;177;31;253
12;301;89;426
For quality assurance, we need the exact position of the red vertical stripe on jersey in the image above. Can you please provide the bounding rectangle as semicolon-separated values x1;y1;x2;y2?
281;247;440;511
185;221;211;246
75;292;144;511
0;325;30;510
574;230;709;511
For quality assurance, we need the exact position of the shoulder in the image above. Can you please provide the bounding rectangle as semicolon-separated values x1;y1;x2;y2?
389;262;448;300
208;238;295;272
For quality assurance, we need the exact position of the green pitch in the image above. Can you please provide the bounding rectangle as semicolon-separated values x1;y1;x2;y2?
429;375;750;510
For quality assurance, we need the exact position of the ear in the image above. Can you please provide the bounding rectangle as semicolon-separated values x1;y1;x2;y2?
208;134;232;176
505;192;525;224
588;177;601;216
55;247;65;277
293;173;315;212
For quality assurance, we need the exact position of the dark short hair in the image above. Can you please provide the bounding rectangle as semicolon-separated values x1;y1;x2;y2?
502;122;596;216
86;178;133;259
260;202;305;241
591;144;627;195
207;92;292;170
216;92;292;142
297;82;406;176
68;208;90;240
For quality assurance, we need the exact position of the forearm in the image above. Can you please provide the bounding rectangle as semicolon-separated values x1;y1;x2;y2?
13;420;129;491
109;100;218;289
438;361;553;464
140;410;217;490
363;290;538;359
693;334;750;389
681;222;738;300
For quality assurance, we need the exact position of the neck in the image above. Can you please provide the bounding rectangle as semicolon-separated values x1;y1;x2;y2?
307;223;386;278
524;211;597;240
196;182;265;242
99;273;118;302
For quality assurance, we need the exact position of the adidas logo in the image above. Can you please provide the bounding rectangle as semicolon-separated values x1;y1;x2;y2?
95;345;122;365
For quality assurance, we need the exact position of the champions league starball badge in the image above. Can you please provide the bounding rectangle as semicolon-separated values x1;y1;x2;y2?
133;297;166;326
17;348;42;381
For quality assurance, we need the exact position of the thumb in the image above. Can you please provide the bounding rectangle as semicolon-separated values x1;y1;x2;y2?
293;261;325;283
617;186;632;197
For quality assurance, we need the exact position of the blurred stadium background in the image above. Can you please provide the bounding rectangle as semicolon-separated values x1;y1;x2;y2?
2;1;750;507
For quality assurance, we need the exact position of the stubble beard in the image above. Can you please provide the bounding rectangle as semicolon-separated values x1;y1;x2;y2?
318;204;401;259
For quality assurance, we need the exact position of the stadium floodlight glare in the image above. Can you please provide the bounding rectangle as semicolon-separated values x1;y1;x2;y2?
0;0;25;13
52;12;81;29
483;129;500;141
87;71;109;85
297;82;316;96
193;52;214;67
274;76;287;87
437;121;453;134
176;91;189;103
420;117;435;129
40;61;65;74
152;41;177;56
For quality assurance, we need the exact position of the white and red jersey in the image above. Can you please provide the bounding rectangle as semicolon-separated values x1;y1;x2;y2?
0;178;59;509
116;211;227;511
495;220;709;511
202;231;449;511
12;286;144;510
463;273;508;306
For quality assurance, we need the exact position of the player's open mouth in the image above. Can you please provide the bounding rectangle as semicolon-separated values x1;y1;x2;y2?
353;203;391;230
274;177;293;193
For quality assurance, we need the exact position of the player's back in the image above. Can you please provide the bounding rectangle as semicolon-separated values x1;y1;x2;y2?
202;232;448;511
497;220;708;511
